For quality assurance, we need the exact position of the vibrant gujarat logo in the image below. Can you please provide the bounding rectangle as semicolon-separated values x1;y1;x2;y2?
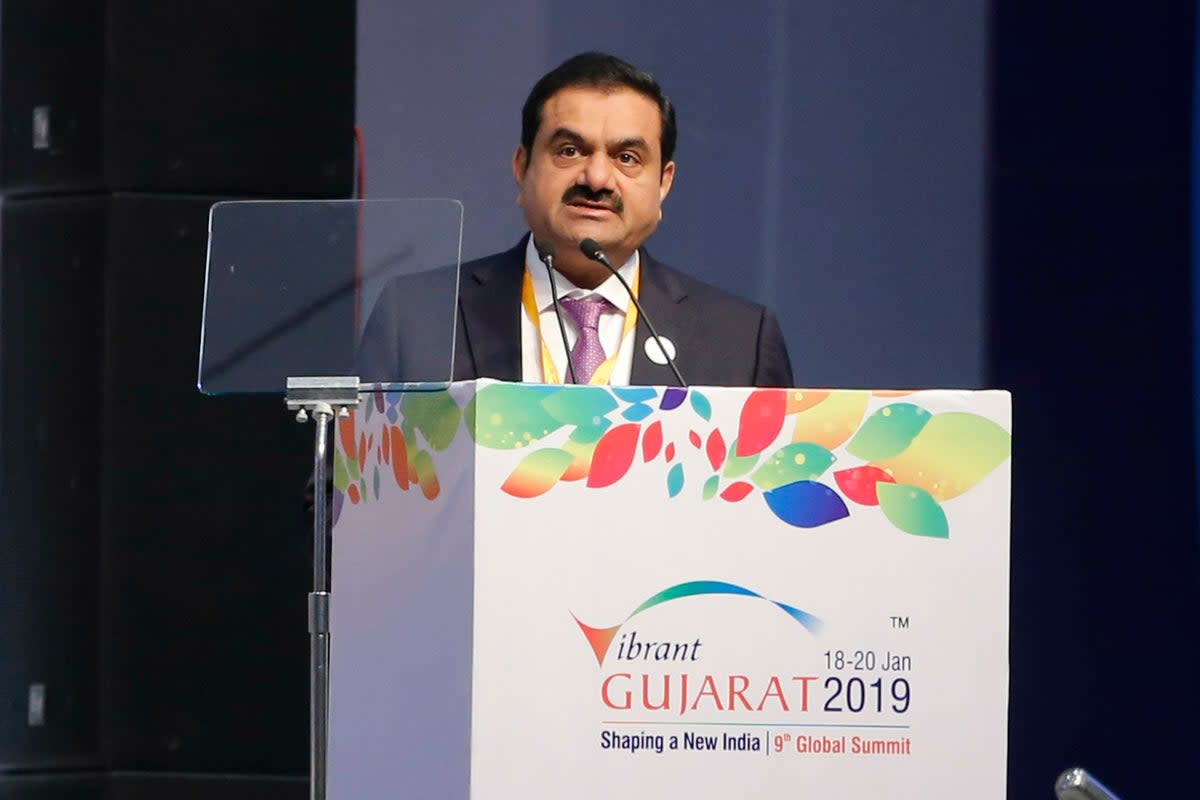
571;580;822;666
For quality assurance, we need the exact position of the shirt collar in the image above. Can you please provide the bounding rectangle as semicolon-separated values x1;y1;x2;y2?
524;235;638;315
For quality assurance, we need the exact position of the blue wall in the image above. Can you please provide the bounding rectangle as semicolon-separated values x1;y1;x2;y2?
989;4;1199;800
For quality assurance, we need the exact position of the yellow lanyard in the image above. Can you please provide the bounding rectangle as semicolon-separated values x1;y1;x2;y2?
521;266;640;385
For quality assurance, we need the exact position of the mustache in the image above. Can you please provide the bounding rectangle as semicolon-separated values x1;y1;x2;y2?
561;185;623;213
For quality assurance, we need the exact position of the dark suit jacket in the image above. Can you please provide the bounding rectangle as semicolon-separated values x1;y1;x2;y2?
358;237;793;388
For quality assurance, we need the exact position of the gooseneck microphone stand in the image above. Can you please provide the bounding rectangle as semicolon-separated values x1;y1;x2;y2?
286;375;361;800
534;239;578;383
578;238;688;386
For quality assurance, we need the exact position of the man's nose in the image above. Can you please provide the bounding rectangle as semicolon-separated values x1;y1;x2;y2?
577;152;615;191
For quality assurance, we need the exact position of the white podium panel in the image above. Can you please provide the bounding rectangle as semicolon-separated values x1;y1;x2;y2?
329;381;1011;799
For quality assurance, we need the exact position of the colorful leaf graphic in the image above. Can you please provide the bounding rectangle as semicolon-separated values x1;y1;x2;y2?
833;465;895;505
542;386;616;425
720;481;755;502
587;424;641;488
786;389;829;414
702;475;720;500
875;412;1011;501
561;437;598;482
389;426;409;489
763;481;850;528
331;490;343;526
501;448;575;498
622;403;653;421
877;483;948;538
706;430;727;471
846;403;932;461
558;421;611;482
642;421;663;462
400;391;462;451
468;384;563;449
570;418;612;445
723;439;760;478
333;448;350;491
737;390;787;456
667;463;685;497
413;450;439;500
752;443;835;490
613;387;657;403
690;390;712;421
338;414;356;457
791;391;869;450
660;387;687;410
342;440;361;483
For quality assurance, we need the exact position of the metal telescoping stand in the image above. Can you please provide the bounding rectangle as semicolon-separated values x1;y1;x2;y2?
286;376;361;800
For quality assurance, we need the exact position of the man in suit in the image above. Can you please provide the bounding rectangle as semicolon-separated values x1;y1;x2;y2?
359;51;792;388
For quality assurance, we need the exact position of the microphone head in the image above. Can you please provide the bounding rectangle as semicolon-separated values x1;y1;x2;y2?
534;239;556;262
579;238;605;262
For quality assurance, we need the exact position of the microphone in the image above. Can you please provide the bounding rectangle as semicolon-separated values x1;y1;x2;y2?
534;239;578;384
579;238;687;387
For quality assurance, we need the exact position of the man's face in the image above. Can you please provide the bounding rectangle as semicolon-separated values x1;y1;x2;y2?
513;86;675;266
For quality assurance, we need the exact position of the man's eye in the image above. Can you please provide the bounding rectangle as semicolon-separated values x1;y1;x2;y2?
558;145;578;157
618;152;640;165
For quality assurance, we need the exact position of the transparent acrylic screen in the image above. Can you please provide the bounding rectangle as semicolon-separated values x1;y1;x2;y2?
198;199;463;395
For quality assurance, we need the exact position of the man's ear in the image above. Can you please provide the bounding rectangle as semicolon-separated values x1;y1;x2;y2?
659;160;676;204
512;145;528;184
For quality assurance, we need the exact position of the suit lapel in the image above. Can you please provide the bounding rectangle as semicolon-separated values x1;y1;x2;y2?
456;243;689;385
630;250;689;387
456;242;525;381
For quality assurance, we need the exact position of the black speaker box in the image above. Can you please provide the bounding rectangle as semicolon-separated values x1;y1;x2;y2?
0;195;106;771
104;2;355;196
100;194;311;775
0;3;355;795
0;1;105;194
0;772;106;800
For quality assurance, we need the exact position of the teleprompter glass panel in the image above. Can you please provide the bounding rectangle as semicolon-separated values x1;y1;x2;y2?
198;198;463;395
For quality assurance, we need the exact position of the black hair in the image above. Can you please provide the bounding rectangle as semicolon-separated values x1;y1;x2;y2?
520;51;677;167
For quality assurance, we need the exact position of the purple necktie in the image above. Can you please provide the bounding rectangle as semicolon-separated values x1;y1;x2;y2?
560;294;614;383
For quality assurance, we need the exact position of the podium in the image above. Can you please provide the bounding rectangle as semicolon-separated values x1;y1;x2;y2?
195;200;1011;798
328;381;1011;799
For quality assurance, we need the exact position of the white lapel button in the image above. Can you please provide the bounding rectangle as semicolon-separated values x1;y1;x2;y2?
644;336;677;366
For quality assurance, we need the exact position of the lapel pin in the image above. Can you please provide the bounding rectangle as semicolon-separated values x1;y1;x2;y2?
644;336;677;366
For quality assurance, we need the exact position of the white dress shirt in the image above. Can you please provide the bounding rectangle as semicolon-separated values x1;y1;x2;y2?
519;236;639;385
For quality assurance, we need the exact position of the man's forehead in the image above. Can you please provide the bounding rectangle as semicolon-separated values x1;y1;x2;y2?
537;86;663;144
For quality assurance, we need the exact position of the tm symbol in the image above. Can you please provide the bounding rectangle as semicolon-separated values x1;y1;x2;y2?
890;615;910;629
